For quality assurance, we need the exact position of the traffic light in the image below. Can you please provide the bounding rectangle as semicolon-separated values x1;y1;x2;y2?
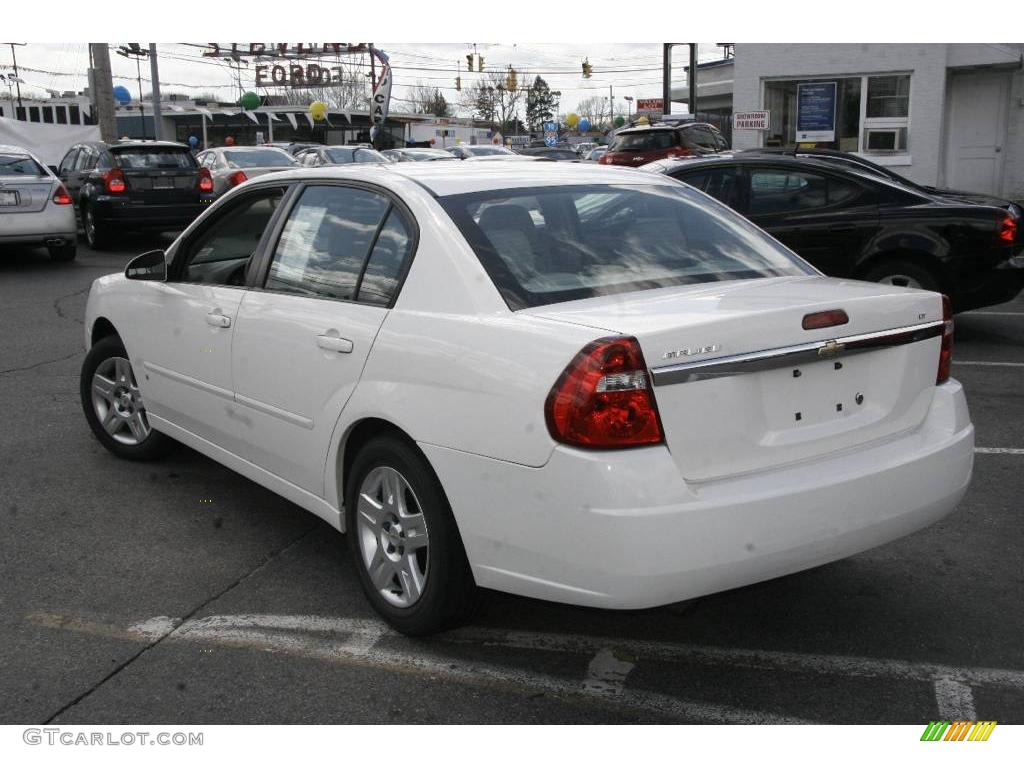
506;67;517;91
582;59;593;78
477;56;485;72
466;54;474;70
455;76;461;92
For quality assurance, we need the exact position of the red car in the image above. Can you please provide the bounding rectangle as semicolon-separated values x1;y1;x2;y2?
599;122;728;167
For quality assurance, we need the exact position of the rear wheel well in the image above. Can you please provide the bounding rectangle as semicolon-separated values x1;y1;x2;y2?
855;250;948;292
340;419;419;507
90;317;120;347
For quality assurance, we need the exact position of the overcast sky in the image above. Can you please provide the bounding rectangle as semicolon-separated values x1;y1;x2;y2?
0;43;729;118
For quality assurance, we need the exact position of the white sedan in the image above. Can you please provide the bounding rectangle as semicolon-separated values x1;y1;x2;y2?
80;162;974;635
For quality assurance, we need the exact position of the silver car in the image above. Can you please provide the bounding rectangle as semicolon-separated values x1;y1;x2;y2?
0;144;77;261
294;145;389;166
194;146;298;196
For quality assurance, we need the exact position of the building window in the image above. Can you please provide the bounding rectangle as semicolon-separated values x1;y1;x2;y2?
42;106;53;123
763;73;911;157
69;105;80;124
56;106;67;124
866;75;910;118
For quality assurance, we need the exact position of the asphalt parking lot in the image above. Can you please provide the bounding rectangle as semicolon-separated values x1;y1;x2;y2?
1;236;1021;725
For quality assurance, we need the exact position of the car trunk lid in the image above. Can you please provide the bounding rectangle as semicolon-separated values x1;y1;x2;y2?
112;147;200;204
0;177;56;213
526;276;945;482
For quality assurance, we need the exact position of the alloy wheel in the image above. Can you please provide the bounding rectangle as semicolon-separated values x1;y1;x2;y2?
90;356;151;445
355;466;430;608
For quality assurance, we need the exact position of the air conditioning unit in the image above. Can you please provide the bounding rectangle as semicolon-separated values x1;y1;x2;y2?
864;127;906;153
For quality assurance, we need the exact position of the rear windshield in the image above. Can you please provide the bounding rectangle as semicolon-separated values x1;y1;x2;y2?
609;131;679;153
0;153;46;177
113;148;196;169
402;150;456;161
224;149;296;168
468;146;514;156
440;183;814;310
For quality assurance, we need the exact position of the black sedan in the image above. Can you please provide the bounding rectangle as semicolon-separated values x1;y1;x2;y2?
643;154;1022;312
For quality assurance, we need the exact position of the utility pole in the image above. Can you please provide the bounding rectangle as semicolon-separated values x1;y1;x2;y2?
688;43;698;118
662;44;672;117
89;43;118;142
117;44;150;139
148;44;162;140
609;84;614;131
5;43;25;108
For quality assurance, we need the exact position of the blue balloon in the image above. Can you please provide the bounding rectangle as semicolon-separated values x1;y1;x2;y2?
112;85;132;105
188;135;199;148
578;117;591;132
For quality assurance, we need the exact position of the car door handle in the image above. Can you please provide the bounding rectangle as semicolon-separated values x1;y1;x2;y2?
206;312;232;328
317;334;353;354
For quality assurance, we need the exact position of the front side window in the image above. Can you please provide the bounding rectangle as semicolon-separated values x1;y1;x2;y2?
178;189;285;285
673;166;740;208
58;149;79;175
441;183;813;310
747;169;863;215
265;185;403;303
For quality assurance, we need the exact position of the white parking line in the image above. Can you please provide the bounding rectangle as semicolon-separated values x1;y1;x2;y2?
962;311;1024;317
933;678;977;721
975;447;1024;455
955;360;1024;367
34;612;808;725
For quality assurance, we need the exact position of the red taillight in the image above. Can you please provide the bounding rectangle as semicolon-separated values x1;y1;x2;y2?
228;170;248;188
802;308;849;330
103;168;126;194
197;167;214;193
52;185;73;205
998;214;1017;243
666;148;694;159
937;294;954;385
545;337;663;449
598;154;611;164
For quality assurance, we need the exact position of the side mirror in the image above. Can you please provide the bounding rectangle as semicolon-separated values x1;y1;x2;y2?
47;165;60;176
125;250;167;281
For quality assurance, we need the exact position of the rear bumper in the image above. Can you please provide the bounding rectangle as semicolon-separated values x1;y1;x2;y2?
91;197;214;230
955;256;1024;312
423;380;973;609
0;205;77;244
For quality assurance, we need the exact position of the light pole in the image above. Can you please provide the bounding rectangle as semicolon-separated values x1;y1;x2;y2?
116;44;149;139
624;95;633;123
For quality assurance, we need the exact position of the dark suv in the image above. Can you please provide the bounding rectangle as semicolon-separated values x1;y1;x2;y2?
599;123;728;167
56;140;215;249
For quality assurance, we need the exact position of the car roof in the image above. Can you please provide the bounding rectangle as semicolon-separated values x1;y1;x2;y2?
251;161;671;197
110;140;190;150
0;143;32;156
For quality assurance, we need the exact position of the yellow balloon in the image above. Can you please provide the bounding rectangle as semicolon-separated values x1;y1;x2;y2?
636;115;650;125
565;113;579;128
309;101;328;121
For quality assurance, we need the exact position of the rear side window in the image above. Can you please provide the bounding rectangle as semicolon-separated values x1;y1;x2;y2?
610;131;678;152
441;183;814;310
114;148;196;169
0;153;46;177
265;185;407;303
748;169;864;214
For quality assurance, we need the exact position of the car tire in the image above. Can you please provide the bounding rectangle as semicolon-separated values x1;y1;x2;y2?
80;335;174;461
345;434;477;636
861;259;940;292
48;242;77;262
83;204;110;250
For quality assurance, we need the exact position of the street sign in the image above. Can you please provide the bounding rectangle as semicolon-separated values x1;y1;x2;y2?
796;82;837;142
733;111;770;131
543;121;558;147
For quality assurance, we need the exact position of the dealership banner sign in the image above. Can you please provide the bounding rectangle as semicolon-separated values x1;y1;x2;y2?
733;111;770;130
796;82;837;142
635;98;663;117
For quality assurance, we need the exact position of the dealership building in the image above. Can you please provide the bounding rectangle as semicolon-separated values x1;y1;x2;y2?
667;43;1024;199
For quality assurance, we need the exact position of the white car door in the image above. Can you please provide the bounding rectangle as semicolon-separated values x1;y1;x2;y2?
231;183;416;495
139;186;288;454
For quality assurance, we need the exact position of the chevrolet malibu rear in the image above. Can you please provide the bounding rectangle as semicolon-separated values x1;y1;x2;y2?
0;145;77;261
81;163;972;635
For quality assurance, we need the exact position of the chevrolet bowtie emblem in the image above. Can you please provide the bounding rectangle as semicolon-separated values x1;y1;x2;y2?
818;340;845;359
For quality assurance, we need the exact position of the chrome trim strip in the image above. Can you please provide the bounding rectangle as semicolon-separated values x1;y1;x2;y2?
650;320;944;386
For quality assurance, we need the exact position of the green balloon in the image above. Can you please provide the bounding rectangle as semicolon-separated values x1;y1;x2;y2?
614;115;626;128
239;91;260;111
